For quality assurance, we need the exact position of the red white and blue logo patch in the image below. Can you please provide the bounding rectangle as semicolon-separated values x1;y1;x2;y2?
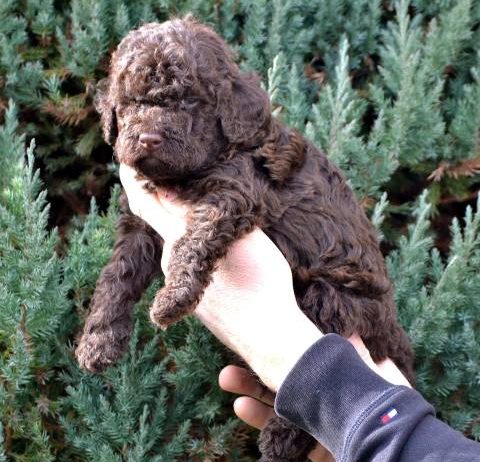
380;408;398;425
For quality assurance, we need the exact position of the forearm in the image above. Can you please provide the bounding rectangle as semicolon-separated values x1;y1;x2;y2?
195;281;323;391
275;334;479;461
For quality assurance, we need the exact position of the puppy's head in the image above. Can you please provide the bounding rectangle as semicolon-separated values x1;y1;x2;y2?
96;17;271;182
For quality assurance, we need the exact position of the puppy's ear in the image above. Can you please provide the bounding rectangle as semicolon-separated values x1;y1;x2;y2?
94;78;118;146
256;128;306;185
217;72;271;147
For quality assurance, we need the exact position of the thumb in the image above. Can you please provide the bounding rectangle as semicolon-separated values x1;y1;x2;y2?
119;164;188;242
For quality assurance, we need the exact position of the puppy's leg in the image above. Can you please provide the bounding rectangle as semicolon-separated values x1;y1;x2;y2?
259;416;318;462
76;194;163;372
298;278;415;385
150;191;257;328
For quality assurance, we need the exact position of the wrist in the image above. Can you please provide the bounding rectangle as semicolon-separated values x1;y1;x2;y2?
248;310;323;391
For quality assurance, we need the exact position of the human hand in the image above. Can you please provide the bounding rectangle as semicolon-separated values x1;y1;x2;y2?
120;163;411;461
217;345;410;462
119;164;411;391
219;365;335;462
120;164;323;391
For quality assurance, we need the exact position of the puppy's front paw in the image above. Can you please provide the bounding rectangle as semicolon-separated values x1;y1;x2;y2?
150;285;195;329
75;330;128;373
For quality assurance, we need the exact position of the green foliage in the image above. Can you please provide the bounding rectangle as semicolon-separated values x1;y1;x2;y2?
1;0;478;215
60;320;242;462
240;0;382;73
0;105;250;460
305;39;398;199
446;53;480;161
2;0;480;457
263;0;480;200
369;0;471;167
387;192;480;438
0;0;222;219
0;101;67;461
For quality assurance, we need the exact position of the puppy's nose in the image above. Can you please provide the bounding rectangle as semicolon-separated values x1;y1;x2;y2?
139;133;162;151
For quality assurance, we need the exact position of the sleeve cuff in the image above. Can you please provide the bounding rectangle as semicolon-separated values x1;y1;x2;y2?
274;334;433;459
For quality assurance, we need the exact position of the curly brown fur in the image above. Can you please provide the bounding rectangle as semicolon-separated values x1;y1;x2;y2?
259;416;318;462
76;17;414;462
76;194;163;372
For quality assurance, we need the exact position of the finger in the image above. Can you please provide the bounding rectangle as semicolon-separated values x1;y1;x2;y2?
233;397;333;462
219;365;275;406
160;239;174;276
156;189;189;220
308;444;335;462
119;164;187;222
347;335;411;388
119;164;164;222
347;333;378;372
119;164;151;215
347;333;372;362
376;357;412;388
233;396;276;430
119;164;186;241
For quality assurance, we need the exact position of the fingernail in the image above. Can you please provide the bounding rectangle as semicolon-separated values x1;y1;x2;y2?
163;189;178;201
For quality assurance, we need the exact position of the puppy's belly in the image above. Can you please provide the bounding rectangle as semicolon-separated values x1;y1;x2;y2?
262;213;389;337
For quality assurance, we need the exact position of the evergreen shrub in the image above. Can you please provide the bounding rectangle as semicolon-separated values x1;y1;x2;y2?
1;0;480;459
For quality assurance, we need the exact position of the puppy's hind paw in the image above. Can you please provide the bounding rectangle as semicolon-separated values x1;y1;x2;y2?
75;330;129;373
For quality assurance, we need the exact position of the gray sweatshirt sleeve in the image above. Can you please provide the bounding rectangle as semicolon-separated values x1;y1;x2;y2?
274;334;480;461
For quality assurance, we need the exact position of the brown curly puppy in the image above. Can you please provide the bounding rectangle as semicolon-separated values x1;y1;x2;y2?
75;17;414;462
